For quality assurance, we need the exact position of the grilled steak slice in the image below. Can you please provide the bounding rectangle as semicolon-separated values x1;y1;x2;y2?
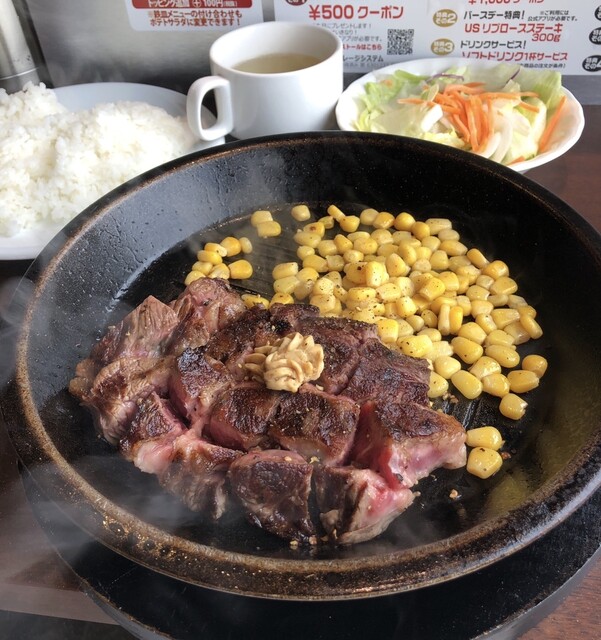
119;392;186;473
268;388;359;466
341;338;430;406
68;357;98;402
353;400;466;489
228;450;315;541
91;296;179;367
80;356;175;445
313;465;415;545
207;383;280;450
203;305;275;379
168;278;246;355
160;430;243;519
169;347;234;432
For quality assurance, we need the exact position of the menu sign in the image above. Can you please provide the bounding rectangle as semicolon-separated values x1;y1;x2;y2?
126;0;263;30
274;0;601;74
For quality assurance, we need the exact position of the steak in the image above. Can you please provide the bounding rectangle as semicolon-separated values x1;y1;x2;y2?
160;430;243;519
119;392;187;476
70;277;467;546
352;400;467;489
228;449;315;542
206;383;280;451
268;388;359;466
91;296;179;366
169;346;233;433
168;277;246;354
341;338;430;406
313;465;415;545
80;355;175;445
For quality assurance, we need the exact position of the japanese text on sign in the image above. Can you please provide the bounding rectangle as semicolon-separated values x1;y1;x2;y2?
273;0;601;74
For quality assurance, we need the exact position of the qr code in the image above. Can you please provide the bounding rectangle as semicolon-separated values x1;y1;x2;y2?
387;29;414;56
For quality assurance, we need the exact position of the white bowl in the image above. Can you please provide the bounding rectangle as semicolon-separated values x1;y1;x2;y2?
336;58;585;174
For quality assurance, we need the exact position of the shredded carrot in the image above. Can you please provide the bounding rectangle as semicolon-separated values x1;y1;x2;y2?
538;94;567;153
387;79;549;157
508;156;526;165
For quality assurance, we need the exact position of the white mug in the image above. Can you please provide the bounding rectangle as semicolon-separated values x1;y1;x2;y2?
186;22;343;141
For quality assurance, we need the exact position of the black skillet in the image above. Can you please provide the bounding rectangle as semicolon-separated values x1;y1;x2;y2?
2;132;601;600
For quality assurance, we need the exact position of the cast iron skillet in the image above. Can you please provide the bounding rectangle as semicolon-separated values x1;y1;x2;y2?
3;132;601;600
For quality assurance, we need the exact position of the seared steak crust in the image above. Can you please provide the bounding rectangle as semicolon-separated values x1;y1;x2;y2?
71;278;466;545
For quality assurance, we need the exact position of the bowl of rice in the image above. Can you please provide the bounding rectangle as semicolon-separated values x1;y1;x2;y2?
0;82;224;260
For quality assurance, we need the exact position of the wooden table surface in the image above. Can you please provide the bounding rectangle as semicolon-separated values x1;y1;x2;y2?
0;107;600;638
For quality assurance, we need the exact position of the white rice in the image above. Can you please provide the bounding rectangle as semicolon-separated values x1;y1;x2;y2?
0;82;196;237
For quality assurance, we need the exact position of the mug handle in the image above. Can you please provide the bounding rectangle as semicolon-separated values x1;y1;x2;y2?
186;76;234;141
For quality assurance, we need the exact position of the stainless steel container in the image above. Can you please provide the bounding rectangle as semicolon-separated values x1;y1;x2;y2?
0;0;42;92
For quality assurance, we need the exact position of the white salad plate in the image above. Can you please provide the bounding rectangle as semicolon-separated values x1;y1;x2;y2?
0;82;224;261
336;57;585;175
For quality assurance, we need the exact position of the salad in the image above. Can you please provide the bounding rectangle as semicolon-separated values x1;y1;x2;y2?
355;62;567;166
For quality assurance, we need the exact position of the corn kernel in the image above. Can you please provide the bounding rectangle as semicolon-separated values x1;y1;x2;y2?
426;217;452;235
343;249;365;265
291;204;311;221
365;260;387;288
319;216;335;230
208;263;230;279
451;336;484;365
491;308;520;329
256;220;282;238
398;334;433;358
458;321;488;345
481;372;510;397
241;293;269;308
451;370;483;399
297;245;315;260
250;209;273;226
339;215;361;233
303;254;328;272
304;221;325;237
522;354;548;378
499;393;527;420
429;371;449;398
373;211;395;229
239;237;253;254
359;208;379;225
310;294;337;314
394;211;415;231
434;355;462;379
376;317;400;344
353;236;378;255
317;239;339;257
371;228;394;246
490;276;518;296
270;292;294;306
184;270;205;285
467;447;502;479
293;230;321;248
313;277;335;296
191;260;213;275
273;275;299;295
440;239;468;256
327;204;346;222
482;259;509;279
469;356;502;380
228;259;253;280
485;344;520;368
466;248;489;269
484;329;515;348
507;370;540;393
466;426;504;450
204;242;228;256
197;249;223;265
519;314;543;340
504;321;531;345
430;250;450;271
272;262;299;280
297;267;320;283
219;236;242;257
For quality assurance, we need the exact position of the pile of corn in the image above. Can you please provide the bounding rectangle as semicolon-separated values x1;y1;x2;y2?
185;203;548;479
